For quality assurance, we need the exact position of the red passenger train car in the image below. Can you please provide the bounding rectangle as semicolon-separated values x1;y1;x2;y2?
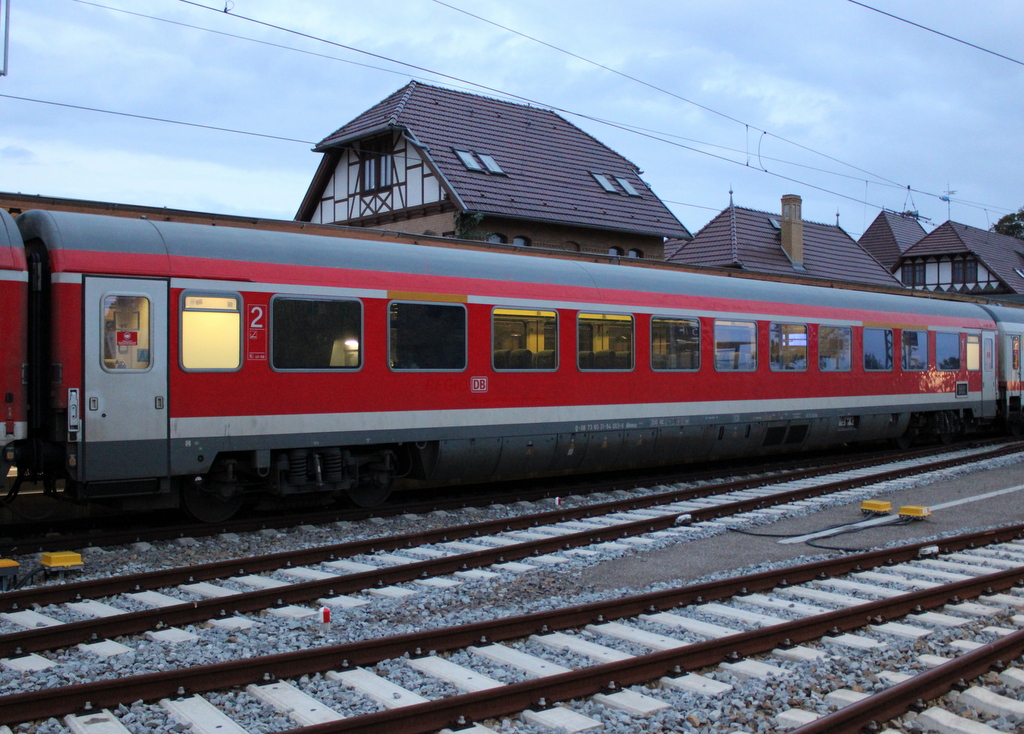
3;209;1023;520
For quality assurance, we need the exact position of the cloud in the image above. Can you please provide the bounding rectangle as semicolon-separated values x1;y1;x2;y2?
0;146;36;163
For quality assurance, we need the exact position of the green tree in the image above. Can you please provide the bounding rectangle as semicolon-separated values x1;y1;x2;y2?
992;207;1024;239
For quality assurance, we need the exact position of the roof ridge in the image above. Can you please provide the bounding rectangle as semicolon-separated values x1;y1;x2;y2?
388;80;418;127
729;202;739;264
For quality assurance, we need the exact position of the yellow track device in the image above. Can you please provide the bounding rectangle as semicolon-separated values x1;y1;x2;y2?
0;558;18;591
898;505;931;519
40;551;83;570
860;500;892;515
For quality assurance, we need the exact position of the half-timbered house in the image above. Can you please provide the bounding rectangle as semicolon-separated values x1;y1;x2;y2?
295;82;691;258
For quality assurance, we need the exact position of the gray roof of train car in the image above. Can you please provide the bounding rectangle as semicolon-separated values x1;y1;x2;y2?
17;210;997;324
0;209;22;255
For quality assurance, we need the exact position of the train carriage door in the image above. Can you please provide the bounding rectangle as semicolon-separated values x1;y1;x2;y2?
82;277;168;481
982;330;997;418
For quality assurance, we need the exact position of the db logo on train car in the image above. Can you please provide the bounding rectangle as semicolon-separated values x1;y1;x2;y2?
471;376;488;393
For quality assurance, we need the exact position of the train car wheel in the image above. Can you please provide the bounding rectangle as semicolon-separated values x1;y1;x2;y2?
346;460;393;508
182;478;244;523
892;432;914;450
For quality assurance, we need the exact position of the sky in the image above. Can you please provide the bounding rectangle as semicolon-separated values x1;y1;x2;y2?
0;0;1021;241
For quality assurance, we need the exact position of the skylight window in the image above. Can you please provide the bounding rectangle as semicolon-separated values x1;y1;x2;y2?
614;176;641;197
591;172;618;193
454;149;484;171
478;153;504;174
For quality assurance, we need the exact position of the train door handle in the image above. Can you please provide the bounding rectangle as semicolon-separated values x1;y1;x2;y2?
88;397;99;411
155;396;165;410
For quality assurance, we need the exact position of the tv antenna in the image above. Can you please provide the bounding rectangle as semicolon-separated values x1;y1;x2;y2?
940;184;957;221
1;0;10;77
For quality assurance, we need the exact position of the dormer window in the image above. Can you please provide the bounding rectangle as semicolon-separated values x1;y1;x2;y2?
591;172;642;197
357;138;393;193
455;149;506;175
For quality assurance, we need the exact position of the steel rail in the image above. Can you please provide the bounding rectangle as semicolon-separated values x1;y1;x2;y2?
790;627;1024;734
3;438;1010;554
0;514;679;657
4;440;1017;614
1;445;1021;656
1;524;1022;726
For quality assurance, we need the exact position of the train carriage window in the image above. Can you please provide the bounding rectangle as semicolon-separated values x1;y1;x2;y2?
936;332;961;370
389;301;467;371
769;323;807;371
901;330;929;371
272;298;362;370
578;313;633;370
181;294;241;370
651;317;699;371
985;337;994;371
967;334;981;371
863;328;893;371
102;295;151;371
492;308;557;371
819;325;852;371
1013;336;1020;372
714;320;757;371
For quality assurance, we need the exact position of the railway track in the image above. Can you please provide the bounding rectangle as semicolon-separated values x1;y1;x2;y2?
1;438;1012;554
2;522;1024;732
0;441;1018;657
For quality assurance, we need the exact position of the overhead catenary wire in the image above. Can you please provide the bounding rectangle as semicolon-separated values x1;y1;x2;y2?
173;0;1012;219
847;0;1024;68
29;0;1014;222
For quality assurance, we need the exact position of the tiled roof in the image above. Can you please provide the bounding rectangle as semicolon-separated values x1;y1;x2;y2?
857;211;927;270
312;82;691;239
899;220;1024;294
665;204;900;287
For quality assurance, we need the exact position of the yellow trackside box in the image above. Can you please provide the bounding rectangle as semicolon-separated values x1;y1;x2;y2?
899;505;931;518
40;551;83;569
861;500;892;514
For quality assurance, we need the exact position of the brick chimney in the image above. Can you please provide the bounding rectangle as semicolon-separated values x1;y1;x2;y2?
781;194;804;267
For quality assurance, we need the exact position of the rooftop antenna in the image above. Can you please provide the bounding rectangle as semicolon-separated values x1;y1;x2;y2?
836;207;840;227
939;183;957;220
1;0;10;77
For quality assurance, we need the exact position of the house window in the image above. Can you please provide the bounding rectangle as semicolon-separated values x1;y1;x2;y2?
608;247;624;256
952;258;978;285
591;172;618;193
903;261;926;286
627;249;643;258
454;149;505;175
615;177;641;196
478;153;504;174
454;149;484;171
487;233;508;244
358;139;393;193
513;236;531;247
